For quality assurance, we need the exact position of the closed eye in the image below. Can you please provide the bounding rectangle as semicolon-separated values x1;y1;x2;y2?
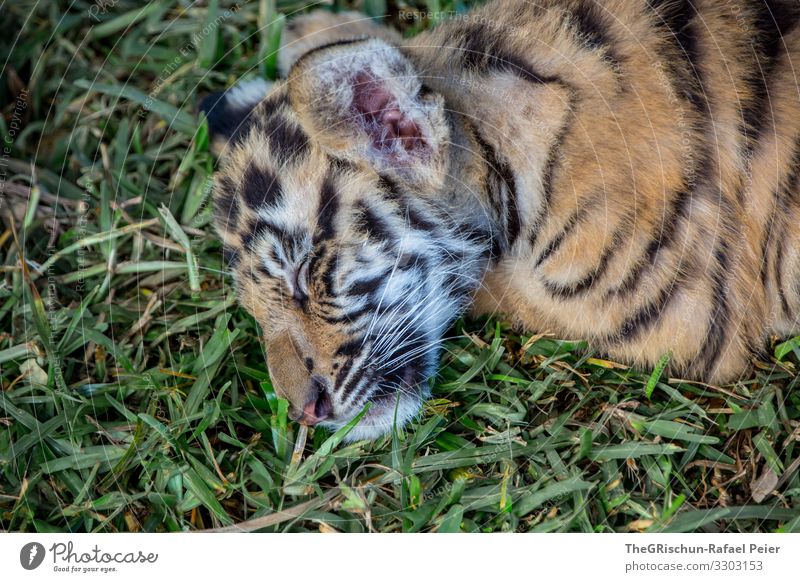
293;258;310;304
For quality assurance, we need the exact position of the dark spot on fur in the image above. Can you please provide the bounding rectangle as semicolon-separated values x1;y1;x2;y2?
263;114;309;165
377;175;402;200
260;90;289;111
329;156;357;173
241;164;282;209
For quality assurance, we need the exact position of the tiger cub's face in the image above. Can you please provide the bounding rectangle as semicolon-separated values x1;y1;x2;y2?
205;39;489;440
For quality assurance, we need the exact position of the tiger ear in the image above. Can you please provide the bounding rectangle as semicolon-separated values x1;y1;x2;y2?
287;38;449;192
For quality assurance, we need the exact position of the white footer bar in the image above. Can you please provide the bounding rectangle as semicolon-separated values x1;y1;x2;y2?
2;533;798;580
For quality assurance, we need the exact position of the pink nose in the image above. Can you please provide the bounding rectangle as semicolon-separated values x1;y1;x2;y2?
287;377;332;426
298;399;328;426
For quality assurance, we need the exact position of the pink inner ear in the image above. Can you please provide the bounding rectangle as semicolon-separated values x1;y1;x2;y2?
351;72;426;154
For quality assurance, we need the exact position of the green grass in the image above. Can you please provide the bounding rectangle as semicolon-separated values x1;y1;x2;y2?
1;0;800;533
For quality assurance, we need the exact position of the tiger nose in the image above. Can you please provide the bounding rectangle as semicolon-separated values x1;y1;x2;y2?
288;375;333;426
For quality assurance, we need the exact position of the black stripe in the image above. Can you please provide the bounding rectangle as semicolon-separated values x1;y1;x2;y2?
397;252;427;272
698;238;733;377
612;282;680;343
608;190;691;299
528;104;576;247
335;338;363;358
240;219;265;251
355;201;395;244
647;0;708;115
377;337;427;378
759;204;778;286
333;338;366;393
756;132;800;287
240;217;292;252
346;272;389;296
377;175;402;201
455;222;495;261
762;136;800;317
459;21;562;85
472;130;521;249
460;120;503;261
741;0;800;147
534;209;584;269
314;172;339;244
501;166;521;249
443;271;475;300
775;238;790;317
570;0;623;71
241;164;282;209
322;303;374;325
308;251;324;297
334;358;355;392
320;253;338;298
543;219;631;299
782;135;800;207
763;0;800;37
292;37;371;71
540;122;569;210
405;201;438;232
339;363;371;398
329;156;357;173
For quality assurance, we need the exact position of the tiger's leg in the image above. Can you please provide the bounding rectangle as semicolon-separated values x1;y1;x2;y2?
279;11;402;76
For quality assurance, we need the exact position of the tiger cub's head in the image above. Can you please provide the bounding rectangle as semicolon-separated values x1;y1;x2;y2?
202;39;490;440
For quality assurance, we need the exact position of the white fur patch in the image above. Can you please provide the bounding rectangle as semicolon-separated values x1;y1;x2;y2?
326;391;426;443
226;78;271;110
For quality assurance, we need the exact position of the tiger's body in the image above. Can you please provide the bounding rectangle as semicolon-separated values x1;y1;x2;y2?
203;0;800;439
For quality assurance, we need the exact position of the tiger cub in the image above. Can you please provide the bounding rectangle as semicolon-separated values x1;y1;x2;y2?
201;0;800;439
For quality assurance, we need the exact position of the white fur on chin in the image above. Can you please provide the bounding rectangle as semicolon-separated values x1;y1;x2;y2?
321;392;425;442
